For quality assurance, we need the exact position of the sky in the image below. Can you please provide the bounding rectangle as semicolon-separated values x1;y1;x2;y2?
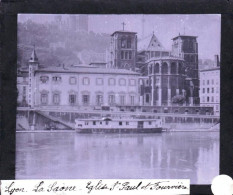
18;14;221;59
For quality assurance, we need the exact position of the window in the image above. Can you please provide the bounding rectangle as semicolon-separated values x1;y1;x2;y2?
106;121;109;125
216;105;219;111
130;95;135;105
127;38;131;48
203;80;205;85
126;122;129;125
119;78;126;86
129;79;136;86
93;121;96;125
69;77;76;85
207;88;209;93
203;88;205;93
108;78;116;86
212;96;214;102
120;95;125;105
119;121;122;126
69;94;76;105
82;95;90;105
83;77;90;85
146;94;150;103
121;51;124;59
162;62;168;74
41;94;48;105
108;94;115;105
121;37;126;48
212;88;214;93
125;52;128;59
129;51;132;59
202;96;205;103
53;93;60;105
52;76;61;82
207;96;210;102
96;95;103;106
40;76;49;83
85;122;88;125
207;80;209;85
96;78;103;85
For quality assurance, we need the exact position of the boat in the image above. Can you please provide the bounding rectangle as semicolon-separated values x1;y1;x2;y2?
75;117;163;133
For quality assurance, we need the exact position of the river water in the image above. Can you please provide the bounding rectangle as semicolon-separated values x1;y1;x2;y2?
16;131;219;184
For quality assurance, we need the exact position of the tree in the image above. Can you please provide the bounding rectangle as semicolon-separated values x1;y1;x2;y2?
172;95;186;105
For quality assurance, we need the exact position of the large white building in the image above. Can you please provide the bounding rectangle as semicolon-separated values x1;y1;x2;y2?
27;47;140;109
199;56;220;115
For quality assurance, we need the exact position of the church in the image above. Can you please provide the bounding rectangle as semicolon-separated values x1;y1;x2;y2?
17;28;201;112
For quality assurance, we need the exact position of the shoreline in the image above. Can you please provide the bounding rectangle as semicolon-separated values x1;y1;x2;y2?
16;129;219;133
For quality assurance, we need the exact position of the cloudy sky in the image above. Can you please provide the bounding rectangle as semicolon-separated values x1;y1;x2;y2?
18;14;221;59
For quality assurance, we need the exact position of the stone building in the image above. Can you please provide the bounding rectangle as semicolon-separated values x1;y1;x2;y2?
27;48;140;109
199;55;220;115
107;31;137;71
171;35;199;105
137;33;188;106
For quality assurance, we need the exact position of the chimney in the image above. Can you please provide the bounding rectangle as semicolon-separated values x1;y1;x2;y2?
214;55;220;67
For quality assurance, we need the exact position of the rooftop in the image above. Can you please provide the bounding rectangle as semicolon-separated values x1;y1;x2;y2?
138;33;166;52
35;66;140;75
200;67;220;72
111;31;137;36
172;34;198;40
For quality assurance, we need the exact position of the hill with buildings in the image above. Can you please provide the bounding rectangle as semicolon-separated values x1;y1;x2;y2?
17;20;110;67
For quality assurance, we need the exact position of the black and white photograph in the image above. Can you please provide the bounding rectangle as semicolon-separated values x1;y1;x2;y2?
16;14;220;184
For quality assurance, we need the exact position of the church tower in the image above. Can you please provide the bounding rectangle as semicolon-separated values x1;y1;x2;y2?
109;25;137;71
28;46;39;107
171;35;199;105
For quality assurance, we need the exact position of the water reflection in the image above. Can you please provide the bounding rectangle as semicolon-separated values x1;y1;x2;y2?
16;132;219;184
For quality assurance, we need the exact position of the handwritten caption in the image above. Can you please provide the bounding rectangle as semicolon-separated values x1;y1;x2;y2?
1;179;190;195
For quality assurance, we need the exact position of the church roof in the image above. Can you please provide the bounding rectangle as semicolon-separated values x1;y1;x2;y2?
111;31;137;36
35;66;140;75
172;35;198;40
138;33;166;52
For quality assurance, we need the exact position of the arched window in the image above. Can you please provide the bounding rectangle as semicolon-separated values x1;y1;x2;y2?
171;62;176;74
162;62;168;74
178;63;182;74
121;37;127;48
127;37;131;48
154;63;160;73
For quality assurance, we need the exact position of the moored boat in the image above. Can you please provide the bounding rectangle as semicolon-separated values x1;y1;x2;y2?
75;117;163;133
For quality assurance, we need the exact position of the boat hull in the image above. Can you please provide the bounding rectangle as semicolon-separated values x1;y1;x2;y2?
76;128;162;134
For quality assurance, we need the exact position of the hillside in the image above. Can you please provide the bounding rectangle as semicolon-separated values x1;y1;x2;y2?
17;20;111;67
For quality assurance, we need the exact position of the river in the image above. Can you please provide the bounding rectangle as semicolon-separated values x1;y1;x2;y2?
16;131;219;184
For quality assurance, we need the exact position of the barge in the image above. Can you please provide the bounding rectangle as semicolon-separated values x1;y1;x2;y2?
75;117;163;133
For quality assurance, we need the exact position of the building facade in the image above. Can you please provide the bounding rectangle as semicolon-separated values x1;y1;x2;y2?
26;48;140;109
199;57;220;115
171;35;199;105
107;31;137;71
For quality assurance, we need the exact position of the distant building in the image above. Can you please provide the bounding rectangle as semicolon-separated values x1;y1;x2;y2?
107;31;137;71
17;69;29;107
199;55;220;115
69;15;88;32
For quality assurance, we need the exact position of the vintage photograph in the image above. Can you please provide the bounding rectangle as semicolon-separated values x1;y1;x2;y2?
16;14;220;184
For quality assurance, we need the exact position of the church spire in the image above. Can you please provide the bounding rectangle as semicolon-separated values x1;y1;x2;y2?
29;45;38;63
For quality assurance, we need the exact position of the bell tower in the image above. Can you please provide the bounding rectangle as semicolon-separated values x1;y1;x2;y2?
172;35;199;105
28;45;39;107
109;26;137;71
